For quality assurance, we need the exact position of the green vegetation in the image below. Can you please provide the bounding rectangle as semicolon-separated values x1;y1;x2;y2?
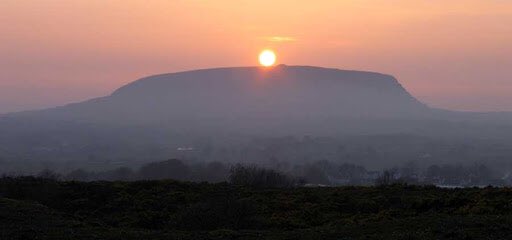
2;177;512;239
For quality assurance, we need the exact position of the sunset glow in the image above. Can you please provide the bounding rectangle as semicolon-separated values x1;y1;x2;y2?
1;1;512;112
259;50;276;67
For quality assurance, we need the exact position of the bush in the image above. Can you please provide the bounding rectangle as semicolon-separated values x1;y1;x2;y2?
173;196;257;230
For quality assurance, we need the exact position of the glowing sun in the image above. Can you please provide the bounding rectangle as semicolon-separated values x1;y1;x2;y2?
259;50;276;67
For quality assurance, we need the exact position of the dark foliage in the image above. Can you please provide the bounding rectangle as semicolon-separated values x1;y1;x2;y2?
229;164;296;188
2;177;512;239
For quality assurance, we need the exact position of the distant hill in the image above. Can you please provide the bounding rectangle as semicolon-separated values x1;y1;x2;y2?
3;65;512;135
10;66;429;120
4;65;434;131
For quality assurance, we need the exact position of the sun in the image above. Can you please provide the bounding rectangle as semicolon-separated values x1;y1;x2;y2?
259;50;276;67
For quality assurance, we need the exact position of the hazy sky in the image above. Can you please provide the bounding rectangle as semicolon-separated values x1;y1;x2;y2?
1;0;511;113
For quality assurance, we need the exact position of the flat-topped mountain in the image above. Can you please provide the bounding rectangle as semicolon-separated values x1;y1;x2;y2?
10;65;430;126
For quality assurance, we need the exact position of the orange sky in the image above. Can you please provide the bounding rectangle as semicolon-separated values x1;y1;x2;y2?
1;0;511;112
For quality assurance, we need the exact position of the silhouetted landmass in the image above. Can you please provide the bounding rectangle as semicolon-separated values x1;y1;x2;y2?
2;177;512;239
5;65;512;130
8;65;428;124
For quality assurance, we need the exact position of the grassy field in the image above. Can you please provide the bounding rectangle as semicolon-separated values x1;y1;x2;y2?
1;177;512;239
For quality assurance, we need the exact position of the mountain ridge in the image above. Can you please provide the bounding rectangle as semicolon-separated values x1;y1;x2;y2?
2;65;511;134
5;65;430;124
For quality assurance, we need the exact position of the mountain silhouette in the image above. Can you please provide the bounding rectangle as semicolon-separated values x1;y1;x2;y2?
9;65;430;124
2;65;512;137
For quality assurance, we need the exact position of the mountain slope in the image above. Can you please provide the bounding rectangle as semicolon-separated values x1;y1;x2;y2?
8;65;430;127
